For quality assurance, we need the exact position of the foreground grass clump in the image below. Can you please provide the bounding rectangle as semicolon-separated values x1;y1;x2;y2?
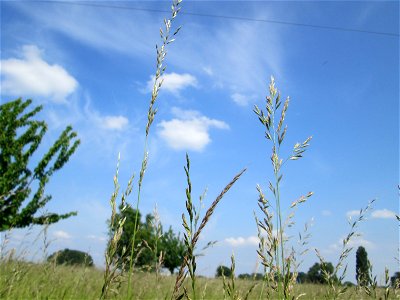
0;261;395;299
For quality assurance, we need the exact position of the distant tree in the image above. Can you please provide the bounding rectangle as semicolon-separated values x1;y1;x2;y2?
159;227;185;274
109;205;185;272
391;272;400;288
356;246;371;286
343;281;355;287
109;205;156;269
296;272;308;284
0;98;80;231
307;262;337;284
48;249;93;267
238;273;252;280
216;265;232;277
253;273;264;280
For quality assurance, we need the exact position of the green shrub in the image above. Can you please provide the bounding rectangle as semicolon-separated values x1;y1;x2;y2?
48;249;93;267
216;265;232;278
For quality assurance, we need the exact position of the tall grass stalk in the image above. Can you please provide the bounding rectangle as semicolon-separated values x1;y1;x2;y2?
254;76;312;299
101;154;133;299
315;199;375;299
222;253;256;300
173;153;246;299
126;1;183;296
222;253;238;300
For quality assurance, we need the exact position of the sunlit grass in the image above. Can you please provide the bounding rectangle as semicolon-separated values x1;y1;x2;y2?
0;261;395;299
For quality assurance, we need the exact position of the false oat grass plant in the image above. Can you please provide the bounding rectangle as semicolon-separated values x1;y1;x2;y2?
127;0;183;295
101;0;183;298
173;154;246;300
222;253;257;300
253;77;313;300
315;199;375;299
101;155;132;299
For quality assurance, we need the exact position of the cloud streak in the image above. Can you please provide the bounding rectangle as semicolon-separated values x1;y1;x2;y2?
166;12;286;106
346;210;360;219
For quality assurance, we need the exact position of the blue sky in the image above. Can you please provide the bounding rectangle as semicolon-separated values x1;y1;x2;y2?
1;1;398;283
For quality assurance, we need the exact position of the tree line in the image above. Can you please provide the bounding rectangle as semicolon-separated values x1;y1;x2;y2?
216;246;400;287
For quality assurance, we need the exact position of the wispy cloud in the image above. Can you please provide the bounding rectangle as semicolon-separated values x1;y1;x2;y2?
145;72;198;95
10;2;285;108
224;236;259;247
371;209;396;219
202;66;213;76
87;235;107;243
231;93;257;107
346;210;360;219
43;92;136;162
157;107;229;152
323;236;375;255
167;14;285;106
321;210;332;216
53;230;72;240
97;115;129;131
1;45;77;102
10;2;158;58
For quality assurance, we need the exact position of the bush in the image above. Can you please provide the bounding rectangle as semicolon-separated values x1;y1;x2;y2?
48;249;94;267
391;272;400;288
216;265;232;278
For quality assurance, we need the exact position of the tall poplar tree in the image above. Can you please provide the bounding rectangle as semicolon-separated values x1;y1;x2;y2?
356;246;371;286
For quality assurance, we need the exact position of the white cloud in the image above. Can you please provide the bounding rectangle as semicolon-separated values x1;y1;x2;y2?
87;235;107;242
82;99;129;132
101;116;129;130
321;210;332;216
224;236;259;247
231;93;257;107
347;236;375;249
157;107;229;152
53;230;71;240
346;210;360;219
323;236;375;255
371;209;396;219
1;45;78;102
146;72;198;95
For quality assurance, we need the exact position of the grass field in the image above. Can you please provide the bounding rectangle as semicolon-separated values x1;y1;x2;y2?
0;1;398;299
0;261;397;299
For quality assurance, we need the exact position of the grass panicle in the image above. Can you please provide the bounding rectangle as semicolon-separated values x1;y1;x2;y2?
222;253;257;300
101;154;133;299
127;1;183;296
254;76;313;299
315;199;375;299
173;153;246;299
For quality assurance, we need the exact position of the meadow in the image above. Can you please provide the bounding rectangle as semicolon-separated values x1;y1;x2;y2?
0;0;398;299
0;261;396;299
